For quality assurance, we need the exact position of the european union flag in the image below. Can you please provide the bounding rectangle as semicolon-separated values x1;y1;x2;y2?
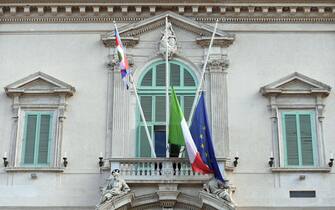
190;92;224;181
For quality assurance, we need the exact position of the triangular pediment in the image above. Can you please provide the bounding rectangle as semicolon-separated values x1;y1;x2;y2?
101;11;235;48
5;71;75;96
260;72;331;96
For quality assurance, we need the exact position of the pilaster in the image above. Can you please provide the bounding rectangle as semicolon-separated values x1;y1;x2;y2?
207;54;230;158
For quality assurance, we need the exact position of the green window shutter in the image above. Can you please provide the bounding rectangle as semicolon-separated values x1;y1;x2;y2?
183;96;194;120
140;96;152;121
299;114;314;166
139;126;152;157
141;69;153;86
155;96;166;122
156;64;166;86
170;63;180;86
38;114;52;164
284;114;299;166
23;114;38;164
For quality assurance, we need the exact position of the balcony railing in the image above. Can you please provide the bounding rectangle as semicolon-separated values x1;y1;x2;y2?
109;158;213;183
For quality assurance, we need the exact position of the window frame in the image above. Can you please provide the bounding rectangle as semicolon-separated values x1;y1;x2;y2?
136;60;198;157
280;110;318;167
21;111;55;167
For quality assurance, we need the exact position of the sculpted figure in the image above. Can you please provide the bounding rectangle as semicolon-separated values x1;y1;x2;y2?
159;22;178;59
205;177;233;203
99;169;130;204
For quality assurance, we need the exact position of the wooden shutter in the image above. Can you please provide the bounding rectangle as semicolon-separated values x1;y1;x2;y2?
183;96;194;120
155;96;166;122
38;114;51;164
23;114;38;164
140;96;152;121
156;64;166;86
184;69;195;86
299;114;314;165
141;69;153;86
139;126;152;157
170;63;180;86
284;114;299;166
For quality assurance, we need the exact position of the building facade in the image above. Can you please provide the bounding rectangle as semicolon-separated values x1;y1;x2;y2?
0;1;335;209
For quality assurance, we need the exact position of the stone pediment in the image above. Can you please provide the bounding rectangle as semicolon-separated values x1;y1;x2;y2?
260;72;331;97
101;11;235;48
5;71;75;96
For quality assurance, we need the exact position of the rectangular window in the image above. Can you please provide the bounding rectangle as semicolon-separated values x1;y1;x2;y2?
22;112;53;166
282;111;317;167
290;191;316;198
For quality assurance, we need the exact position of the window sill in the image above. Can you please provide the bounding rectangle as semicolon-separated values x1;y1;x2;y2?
271;167;331;173
5;167;64;173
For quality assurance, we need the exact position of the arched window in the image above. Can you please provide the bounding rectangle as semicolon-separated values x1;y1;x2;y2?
137;60;197;157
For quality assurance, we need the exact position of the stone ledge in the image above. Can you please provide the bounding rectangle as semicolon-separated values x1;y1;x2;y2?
5;167;65;172
271;167;331;173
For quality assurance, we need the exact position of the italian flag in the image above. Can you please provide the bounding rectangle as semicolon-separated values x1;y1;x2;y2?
168;88;213;174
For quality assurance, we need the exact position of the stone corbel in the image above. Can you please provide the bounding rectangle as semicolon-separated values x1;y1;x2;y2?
196;36;235;48
316;95;325;122
101;32;139;48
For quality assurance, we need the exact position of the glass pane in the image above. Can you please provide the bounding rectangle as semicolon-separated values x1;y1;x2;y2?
154;125;166;157
139;126;152;157
155;96;166;122
38;115;51;164
24;115;37;164
184;70;195;86
140;96;152;121
299;114;314;165
156;64;166;86
284;114;299;166
141;69;153;86
170;63;180;86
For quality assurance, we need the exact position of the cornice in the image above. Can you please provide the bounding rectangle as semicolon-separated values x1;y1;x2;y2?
0;2;334;23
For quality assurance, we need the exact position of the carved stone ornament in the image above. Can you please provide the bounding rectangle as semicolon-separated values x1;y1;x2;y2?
159;21;178;60
98;169;130;205
206;55;230;72
203;177;235;206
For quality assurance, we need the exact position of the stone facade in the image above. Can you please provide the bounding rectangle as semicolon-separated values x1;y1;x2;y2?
0;1;335;210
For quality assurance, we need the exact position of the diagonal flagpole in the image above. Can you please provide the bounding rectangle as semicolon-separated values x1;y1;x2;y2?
178;19;219;158
165;16;170;158
130;74;157;158
113;22;156;158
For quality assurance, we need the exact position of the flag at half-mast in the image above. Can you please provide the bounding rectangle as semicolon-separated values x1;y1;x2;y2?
168;87;213;174
114;24;130;89
190;92;224;181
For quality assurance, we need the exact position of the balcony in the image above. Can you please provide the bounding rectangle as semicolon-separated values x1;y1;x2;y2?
98;158;235;210
109;157;213;184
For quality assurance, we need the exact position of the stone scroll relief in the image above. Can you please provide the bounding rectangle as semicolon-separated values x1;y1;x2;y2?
159;21;178;60
99;169;130;204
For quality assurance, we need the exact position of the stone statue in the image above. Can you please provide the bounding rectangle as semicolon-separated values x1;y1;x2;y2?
99;169;130;204
159;21;178;59
204;177;234;204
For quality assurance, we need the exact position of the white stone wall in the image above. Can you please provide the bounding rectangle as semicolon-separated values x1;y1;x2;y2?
0;22;334;209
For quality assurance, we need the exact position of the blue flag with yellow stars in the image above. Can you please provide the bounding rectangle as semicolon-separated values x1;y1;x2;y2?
190;92;224;182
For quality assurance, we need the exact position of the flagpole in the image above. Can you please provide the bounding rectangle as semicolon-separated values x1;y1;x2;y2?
188;19;218;126
178;19;219;158
165;16;170;158
113;21;156;158
130;75;157;158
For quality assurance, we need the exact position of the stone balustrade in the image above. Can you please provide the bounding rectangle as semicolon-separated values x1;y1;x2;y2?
109;158;213;183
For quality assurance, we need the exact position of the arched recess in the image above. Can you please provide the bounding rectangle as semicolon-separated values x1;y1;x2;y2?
135;59;198;157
